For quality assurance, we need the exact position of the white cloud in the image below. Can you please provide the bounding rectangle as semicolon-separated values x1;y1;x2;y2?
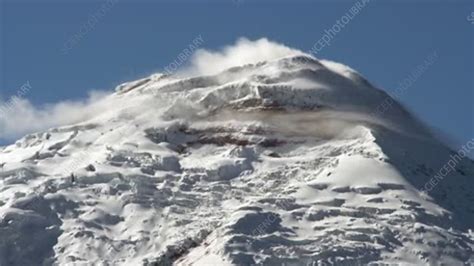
0;90;109;142
181;37;303;76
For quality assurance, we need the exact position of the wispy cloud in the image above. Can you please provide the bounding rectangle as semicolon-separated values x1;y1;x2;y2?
0;90;109;142
180;37;303;76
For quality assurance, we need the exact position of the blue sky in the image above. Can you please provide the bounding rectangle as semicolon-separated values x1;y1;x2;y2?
0;0;473;148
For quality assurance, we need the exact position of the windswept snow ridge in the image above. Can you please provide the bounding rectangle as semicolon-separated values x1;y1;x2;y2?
0;42;473;265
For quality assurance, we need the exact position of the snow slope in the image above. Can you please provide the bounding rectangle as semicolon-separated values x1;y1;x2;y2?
0;53;473;265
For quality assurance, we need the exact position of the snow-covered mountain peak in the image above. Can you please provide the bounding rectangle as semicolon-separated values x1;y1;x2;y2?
0;41;473;265
109;53;426;144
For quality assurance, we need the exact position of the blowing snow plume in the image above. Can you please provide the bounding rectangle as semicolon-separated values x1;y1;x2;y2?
0;90;110;142
179;37;304;76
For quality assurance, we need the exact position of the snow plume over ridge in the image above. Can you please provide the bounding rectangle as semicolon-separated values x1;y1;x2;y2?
181;38;304;76
0;90;109;141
